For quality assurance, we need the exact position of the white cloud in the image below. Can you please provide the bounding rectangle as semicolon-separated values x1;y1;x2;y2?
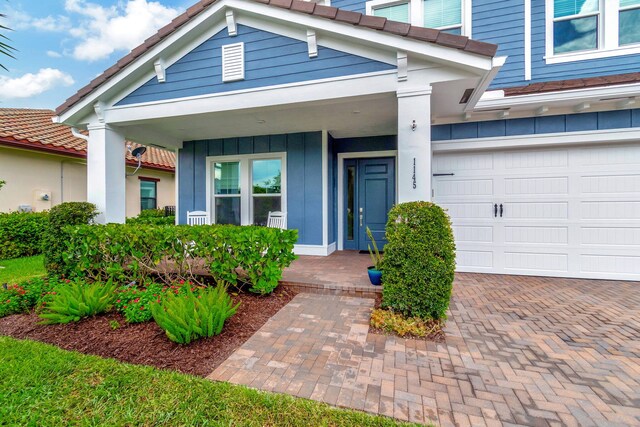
64;0;180;62
8;10;71;32
0;68;75;99
46;50;63;58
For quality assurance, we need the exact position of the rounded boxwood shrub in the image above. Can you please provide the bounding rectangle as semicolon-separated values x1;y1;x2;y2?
43;202;98;276
0;212;49;260
381;201;456;320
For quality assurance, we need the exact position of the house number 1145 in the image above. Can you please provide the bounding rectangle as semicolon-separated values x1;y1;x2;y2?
412;158;417;189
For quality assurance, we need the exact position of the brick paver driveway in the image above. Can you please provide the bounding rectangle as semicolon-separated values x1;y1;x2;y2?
210;274;640;426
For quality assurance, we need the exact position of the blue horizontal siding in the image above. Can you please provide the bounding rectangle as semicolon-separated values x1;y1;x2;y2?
524;2;640;87
117;25;394;106
178;132;323;246
433;109;640;141
473;0;525;88
331;0;365;13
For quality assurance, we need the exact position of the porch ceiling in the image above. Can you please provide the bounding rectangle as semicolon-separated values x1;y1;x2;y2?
117;79;476;144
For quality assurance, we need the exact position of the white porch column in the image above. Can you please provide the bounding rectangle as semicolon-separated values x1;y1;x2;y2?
87;123;126;224
397;86;432;203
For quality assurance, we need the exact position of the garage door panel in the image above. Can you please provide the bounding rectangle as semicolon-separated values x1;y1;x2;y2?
581;201;640;220
453;225;493;243
505;226;568;245
504;251;569;272
505;176;569;195
456;250;493;269
581;174;640;194
580;254;640;275
433;152;494;173
580;145;640;167
441;203;494;219
504;202;568;219
504;150;568;169
435;179;494;197
581;227;640;246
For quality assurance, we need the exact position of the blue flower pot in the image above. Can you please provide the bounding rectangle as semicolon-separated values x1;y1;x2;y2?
367;267;382;286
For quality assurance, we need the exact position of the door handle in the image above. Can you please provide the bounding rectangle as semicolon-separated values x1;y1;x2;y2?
500;204;504;218
494;204;498;218
359;207;363;227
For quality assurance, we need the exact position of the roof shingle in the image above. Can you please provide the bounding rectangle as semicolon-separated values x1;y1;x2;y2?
55;0;498;117
0;108;175;171
503;72;640;96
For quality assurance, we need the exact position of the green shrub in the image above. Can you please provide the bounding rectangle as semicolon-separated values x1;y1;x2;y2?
43;202;97;276
151;283;239;344
0;277;55;318
38;279;117;324
127;216;176;225
62;224;297;294
0;212;49;260
381;202;456;320
113;281;196;323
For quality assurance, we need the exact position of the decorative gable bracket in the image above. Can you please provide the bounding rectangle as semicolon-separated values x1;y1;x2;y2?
397;51;408;82
226;10;237;37
154;59;166;83
307;29;318;58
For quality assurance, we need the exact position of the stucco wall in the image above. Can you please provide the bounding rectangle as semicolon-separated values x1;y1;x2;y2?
125;168;176;218
0;146;175;217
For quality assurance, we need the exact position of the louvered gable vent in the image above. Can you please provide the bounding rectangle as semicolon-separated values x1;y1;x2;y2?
221;42;245;82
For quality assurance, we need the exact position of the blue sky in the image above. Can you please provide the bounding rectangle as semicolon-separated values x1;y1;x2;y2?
0;0;193;110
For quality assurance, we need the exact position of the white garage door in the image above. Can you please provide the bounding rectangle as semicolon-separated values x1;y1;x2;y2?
433;143;640;281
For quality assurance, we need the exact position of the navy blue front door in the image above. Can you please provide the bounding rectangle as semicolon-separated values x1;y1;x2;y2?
343;157;395;251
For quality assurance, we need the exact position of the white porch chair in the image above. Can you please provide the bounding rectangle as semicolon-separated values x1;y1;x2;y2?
266;211;287;229
187;210;210;226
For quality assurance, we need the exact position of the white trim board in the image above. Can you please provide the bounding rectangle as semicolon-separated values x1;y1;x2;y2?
336;150;398;251
432;128;640;153
477;82;640;111
104;71;398;125
294;243;337;256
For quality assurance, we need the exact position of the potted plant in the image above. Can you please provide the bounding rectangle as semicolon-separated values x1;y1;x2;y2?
366;227;383;286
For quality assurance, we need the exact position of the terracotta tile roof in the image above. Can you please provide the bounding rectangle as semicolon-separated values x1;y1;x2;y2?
0;108;175;172
55;0;498;116
503;72;640;96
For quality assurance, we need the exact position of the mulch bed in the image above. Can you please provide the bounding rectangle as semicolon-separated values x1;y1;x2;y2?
0;288;297;377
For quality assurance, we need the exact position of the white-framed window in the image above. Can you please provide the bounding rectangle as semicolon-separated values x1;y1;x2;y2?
365;0;471;35
206;152;286;226
546;0;640;63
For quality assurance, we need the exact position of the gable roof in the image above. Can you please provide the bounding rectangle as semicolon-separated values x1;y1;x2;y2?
0;108;175;172
55;0;498;117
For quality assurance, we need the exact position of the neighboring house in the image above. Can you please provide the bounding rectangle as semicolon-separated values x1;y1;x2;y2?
0;108;175;216
54;0;640;281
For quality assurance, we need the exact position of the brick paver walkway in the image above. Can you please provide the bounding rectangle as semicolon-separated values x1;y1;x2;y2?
209;274;640;426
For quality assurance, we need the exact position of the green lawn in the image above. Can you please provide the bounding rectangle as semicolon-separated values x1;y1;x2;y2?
0;255;46;284
0;337;415;426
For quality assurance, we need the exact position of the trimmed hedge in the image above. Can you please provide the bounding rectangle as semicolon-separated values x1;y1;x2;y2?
61;224;298;294
43;202;98;276
0;212;49;260
381;202;456;320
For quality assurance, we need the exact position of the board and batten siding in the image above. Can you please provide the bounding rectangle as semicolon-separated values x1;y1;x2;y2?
178;132;323;246
116;25;395;106
433;109;640;141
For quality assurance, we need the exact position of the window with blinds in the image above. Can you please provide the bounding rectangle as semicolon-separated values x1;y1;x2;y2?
423;0;462;34
372;2;410;23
